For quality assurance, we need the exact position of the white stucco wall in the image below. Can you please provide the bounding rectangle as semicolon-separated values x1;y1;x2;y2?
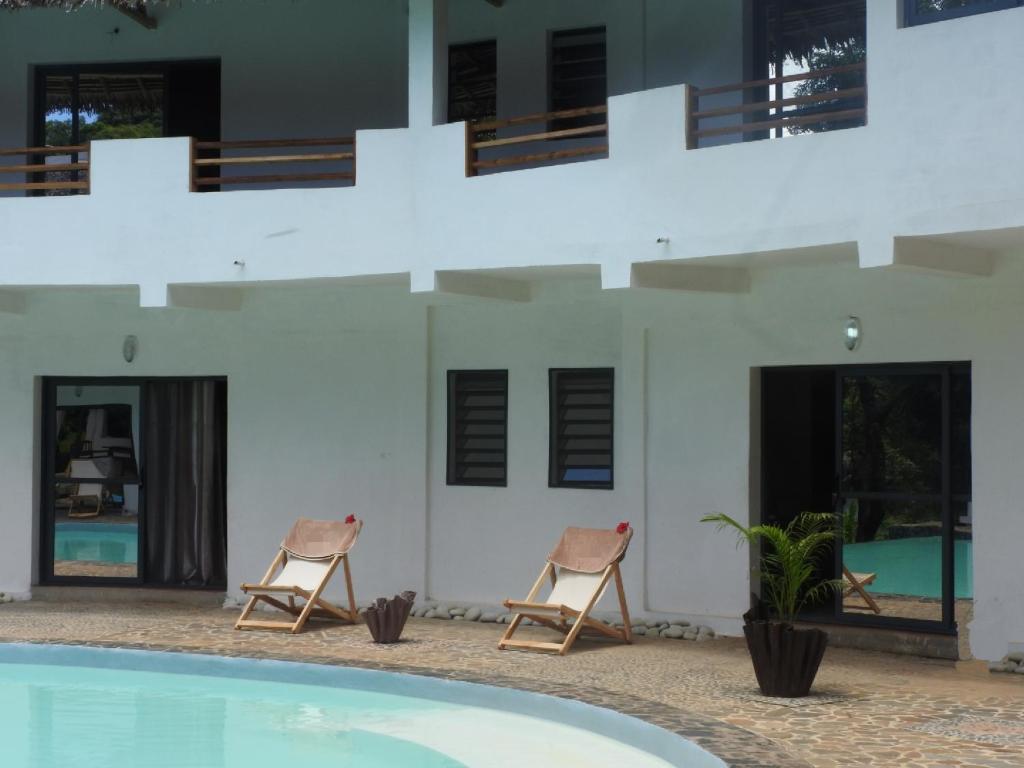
0;285;430;607
426;282;637;617
2;2;1022;293
630;256;1024;661
1;251;1024;655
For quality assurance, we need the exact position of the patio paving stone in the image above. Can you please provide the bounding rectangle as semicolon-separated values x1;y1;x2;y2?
1;600;1022;767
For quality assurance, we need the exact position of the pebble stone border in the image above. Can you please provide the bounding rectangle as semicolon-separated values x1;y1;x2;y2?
223;595;718;641
988;651;1024;675
405;601;718;642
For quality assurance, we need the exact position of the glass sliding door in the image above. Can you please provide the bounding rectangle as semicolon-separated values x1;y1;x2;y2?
761;364;971;633
50;384;142;581
42;377;228;588
838;372;946;623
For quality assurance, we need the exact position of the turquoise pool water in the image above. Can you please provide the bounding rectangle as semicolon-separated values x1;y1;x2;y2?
843;536;972;599
54;523;137;564
0;645;718;768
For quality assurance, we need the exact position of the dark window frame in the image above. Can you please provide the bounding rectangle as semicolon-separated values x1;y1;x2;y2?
40;375;228;590
749;0;867;141
905;0;1021;26
547;26;608;131
447;39;498;126
446;369;509;488
31;58;221;194
759;362;971;636
548;367;614;491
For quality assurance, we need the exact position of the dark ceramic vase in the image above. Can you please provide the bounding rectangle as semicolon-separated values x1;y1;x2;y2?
364;591;416;644
743;619;828;698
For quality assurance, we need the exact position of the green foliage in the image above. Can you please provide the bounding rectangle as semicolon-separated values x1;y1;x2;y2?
788;40;866;135
915;0;993;10
841;501;858;544
700;511;841;624
44;108;161;147
44;119;73;146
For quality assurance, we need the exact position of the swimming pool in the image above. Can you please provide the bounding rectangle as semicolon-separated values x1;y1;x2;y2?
843;536;973;599
0;644;720;768
54;523;137;564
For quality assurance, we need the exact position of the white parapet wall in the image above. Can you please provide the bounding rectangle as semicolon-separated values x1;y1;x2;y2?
0;2;1022;293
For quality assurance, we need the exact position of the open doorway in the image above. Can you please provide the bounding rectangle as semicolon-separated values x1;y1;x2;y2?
32;59;220;194
761;364;972;636
42;377;227;589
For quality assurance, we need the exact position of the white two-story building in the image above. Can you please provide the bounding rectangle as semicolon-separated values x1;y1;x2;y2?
0;0;1022;663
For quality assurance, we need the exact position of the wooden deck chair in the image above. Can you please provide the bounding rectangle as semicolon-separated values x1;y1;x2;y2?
235;517;362;634
64;458;107;518
842;565;881;614
499;525;633;655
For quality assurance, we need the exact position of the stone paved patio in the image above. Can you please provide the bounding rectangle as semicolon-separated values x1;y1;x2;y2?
1;600;1022;767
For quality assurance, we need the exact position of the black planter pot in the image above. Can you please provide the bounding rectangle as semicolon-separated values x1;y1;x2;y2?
743;619;828;698
364;591;416;644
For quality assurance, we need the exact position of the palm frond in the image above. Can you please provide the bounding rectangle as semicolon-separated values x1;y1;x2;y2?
702;510;841;623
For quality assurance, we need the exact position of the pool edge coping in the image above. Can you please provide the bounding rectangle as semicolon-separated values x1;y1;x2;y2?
0;637;811;768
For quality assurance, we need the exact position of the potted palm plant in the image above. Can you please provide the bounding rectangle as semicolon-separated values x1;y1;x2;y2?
700;511;840;697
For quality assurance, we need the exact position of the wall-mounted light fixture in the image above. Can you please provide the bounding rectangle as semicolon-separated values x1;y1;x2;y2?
844;316;861;351
123;335;138;363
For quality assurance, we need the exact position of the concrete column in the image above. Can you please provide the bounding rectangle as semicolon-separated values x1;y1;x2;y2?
408;0;448;128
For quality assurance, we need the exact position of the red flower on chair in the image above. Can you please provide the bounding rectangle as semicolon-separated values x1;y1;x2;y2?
345;514;357;524
616;521;630;534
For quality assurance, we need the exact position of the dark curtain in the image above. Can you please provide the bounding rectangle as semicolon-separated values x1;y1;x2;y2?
143;380;227;587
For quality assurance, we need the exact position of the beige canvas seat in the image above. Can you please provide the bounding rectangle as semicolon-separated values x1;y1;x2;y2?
499;525;633;655
235;517;361;633
62;458;108;518
842;565;881;614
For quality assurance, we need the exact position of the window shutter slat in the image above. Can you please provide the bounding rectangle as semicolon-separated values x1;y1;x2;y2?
549;368;613;489
448;370;508;487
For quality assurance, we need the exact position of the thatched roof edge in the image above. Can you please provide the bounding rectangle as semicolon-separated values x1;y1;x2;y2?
0;1;182;9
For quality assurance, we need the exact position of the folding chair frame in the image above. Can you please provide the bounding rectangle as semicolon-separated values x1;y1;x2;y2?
66;488;103;518
842;565;881;614
235;549;359;634
498;560;632;655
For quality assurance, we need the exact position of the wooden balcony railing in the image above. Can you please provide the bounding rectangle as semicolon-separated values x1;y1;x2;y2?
466;105;608;176
190;137;355;191
0;144;90;194
686;62;867;149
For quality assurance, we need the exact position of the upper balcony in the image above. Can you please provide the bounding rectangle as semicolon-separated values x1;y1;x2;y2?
0;0;1023;303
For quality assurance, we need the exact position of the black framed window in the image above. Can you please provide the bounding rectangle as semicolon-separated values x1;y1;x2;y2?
549;368;613;490
750;0;866;139
448;40;497;126
447;370;508;487
905;0;1021;26
549;27;607;130
32;59;220;195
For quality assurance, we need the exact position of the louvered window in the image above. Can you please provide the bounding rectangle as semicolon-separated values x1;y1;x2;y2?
447;370;508;487
549;27;607;130
549;368;613;489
